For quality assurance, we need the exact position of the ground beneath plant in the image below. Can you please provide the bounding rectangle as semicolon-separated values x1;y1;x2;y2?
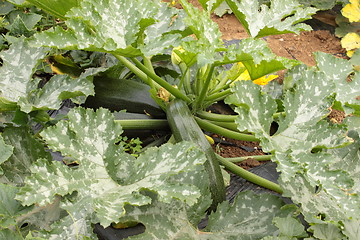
184;0;347;168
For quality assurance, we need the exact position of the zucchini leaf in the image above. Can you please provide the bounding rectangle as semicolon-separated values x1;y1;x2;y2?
0;37;48;108
178;0;224;66
225;64;359;236
0;134;13;167
16;107;207;229
26;0;80;20
0;37;101;113
115;192;289;239
225;0;317;38
0;127;51;186
31;0;187;57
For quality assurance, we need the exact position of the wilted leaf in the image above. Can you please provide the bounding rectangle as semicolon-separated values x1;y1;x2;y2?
16;107;206;230
225;0;316;38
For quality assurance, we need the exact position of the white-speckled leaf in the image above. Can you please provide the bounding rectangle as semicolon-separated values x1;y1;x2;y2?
226;67;351;154
0;38;48;104
221;38;298;79
32;0;186;57
0;183;29;228
16;107;206;228
225;0;316;38
204;192;284;239
18;67;104;113
0;135;13;166
0;127;51;186
277;151;359;222
178;0;224;66
117;192;284;239
315;52;360;106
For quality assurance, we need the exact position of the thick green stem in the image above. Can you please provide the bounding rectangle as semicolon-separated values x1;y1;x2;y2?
206;120;240;132
205;88;232;104
194;64;215;111
143;56;156;89
115;119;169;130
217;155;283;194
195;117;259;142
197;111;237;122
114;55;151;85
131;57;191;103
225;154;272;163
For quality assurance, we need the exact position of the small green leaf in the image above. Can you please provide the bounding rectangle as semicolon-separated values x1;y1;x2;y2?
225;0;316;38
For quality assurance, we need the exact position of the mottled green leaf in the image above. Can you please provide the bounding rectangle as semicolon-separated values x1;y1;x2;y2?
32;0;186;57
225;0;316;38
343;219;360;240
178;0;223;66
204;192;285;239
0;183;27;228
5;11;42;37
0;134;13;166
1;127;51;186
0;37;48;105
0;228;23;240
26;0;80;20
298;0;343;10
115;192;285;240
277;151;359;222
309;223;344;240
18;67;104;113
221;38;299;79
226;67;350;153
315;52;360;106
16;107;206;229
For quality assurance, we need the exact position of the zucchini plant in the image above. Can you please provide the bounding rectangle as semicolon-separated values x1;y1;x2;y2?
0;0;359;239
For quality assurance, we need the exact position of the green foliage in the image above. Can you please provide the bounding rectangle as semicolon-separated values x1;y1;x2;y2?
0;0;359;239
225;0;317;38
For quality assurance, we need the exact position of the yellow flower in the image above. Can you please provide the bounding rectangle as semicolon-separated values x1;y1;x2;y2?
341;32;360;57
234;62;278;86
252;74;278;85
342;0;360;22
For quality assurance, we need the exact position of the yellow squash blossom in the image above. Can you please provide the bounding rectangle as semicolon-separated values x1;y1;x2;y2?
235;63;278;86
342;0;360;22
341;32;360;57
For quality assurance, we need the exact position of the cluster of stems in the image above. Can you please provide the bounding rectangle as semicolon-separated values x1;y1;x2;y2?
112;53;282;195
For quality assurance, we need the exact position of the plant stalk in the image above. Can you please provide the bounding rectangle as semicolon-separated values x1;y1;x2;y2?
195;117;259;142
131;57;192;103
195;64;215;111
115;119;169;130
197;111;237;122
217;155;282;194
225;154;272;163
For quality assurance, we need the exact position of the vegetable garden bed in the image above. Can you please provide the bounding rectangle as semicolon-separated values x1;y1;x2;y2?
0;0;359;239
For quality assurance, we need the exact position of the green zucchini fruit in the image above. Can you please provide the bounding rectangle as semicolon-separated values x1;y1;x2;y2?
166;99;226;209
84;77;165;118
